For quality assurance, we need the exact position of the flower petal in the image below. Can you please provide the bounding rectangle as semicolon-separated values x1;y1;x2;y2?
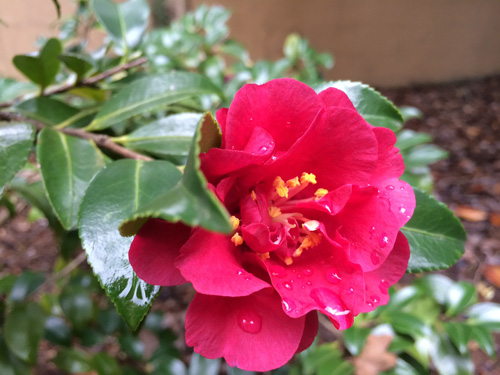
224;78;323;152
318;87;357;111
176;229;270;297
129;219;189;286
360;231;411;313
185;290;306;372
296;311;319;353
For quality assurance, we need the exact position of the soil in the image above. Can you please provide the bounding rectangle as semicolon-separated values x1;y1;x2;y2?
1;75;499;374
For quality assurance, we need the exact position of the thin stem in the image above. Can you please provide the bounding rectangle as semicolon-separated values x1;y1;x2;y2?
0;111;152;161
0;57;148;109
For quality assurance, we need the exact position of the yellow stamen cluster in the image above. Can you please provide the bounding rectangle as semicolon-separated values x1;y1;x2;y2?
250;190;257;201
231;233;244;246
273;176;289;198
268;206;282;218
314;188;328;200
286;177;300;188
258;252;270;261
230;216;240;231
293;232;322;257
300;172;317;185
284;256;294;265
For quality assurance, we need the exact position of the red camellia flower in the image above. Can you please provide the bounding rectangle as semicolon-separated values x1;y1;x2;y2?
129;78;415;371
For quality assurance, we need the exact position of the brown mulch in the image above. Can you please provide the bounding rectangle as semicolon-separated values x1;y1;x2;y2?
1;75;499;374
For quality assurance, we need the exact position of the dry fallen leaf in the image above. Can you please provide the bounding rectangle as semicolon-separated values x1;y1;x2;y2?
454;205;488;222
354;334;397;375
490;212;500;227
483;264;500;289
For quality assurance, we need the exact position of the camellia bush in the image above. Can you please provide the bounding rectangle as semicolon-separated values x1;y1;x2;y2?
1;1;498;374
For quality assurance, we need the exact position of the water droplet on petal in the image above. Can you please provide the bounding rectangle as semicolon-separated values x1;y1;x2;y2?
399;206;406;214
283;281;293;290
386;185;395;190
282;299;296;313
306;281;312;286
271;155;277;161
379;233;389;248
270;265;286;278
370;250;380;265
237;269;244;276
369;226;376;234
378;279;390;294
400;186;405;190
237;310;262;334
347;287;354;295
370;295;380;304
326;268;342;285
258;146;268;153
303;268;314;276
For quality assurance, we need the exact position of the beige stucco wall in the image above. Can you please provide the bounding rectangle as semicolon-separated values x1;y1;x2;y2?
1;0;500;87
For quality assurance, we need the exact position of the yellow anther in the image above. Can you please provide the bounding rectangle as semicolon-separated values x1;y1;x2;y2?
307;232;322;247
231;233;244;246
294;232;322;257
250;190;257;201
268;206;282;218
230;216;240;231
258;252;270;261
284;256;294;266
293;247;304;258
314;188;328;199
300;172;317;185
286;177;300;188
273;176;289;198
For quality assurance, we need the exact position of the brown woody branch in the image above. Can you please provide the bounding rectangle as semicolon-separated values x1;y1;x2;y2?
0;111;153;161
0;57;148;109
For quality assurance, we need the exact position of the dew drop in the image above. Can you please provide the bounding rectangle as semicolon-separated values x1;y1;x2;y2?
386;185;395;190
366;301;374;307
369;226;376;234
297;273;302;279
250;117;253;121
306;281;312;286
270;265;286;278
399;206;406;214
237;269;244;276
283;281;293;290
237;310;262;334
301;285;306;289
370;295;380;304
400;186;406;190
282;299;296;313
303;268;314;276
378;279;390;294
347;287;354;295
379;233;389;248
325;268;342;285
244;277;251;281
271;155;277;161
258;146;268;153
370;250;380;265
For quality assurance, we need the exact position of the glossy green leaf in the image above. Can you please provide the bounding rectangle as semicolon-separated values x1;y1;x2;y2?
53;348;92;373
383;286;422;314
413;274;454;305
342;326;370;355
398;106;423;122
59;53;94;79
78;159;183;329
316;81;404;131
301;342;352;375
0;275;17;295
470;325;495;358
9;271;45;303
0;77;36;102
37;128;105;230
92;353;121;375
430;334;474;375
86;72;222;131
444;322;471;355
0;334;30;375
119;332;145;360
59;286;94;329
90;0;150;52
402;145;448;169
116;113;202;162
445;281;477;316
119;112;231;236
13;38;62;90
44;316;72;346
467;302;500;331
4;302;46;364
395;130;432;152
402;189;466;272
385;312;428;338
0;123;34;195
15;97;79;126
189;353;220;375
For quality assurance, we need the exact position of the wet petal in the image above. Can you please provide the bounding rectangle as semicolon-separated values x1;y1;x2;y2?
129;219;189;286
318;87;357;111
296;311;319;353
176;229;270;297
185;289;306;372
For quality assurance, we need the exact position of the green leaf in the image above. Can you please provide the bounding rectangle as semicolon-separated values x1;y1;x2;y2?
59;53;94;79
467;302;500;331
227;367;256;375
53;348;92;373
470;325;495;358
402;145;448;169
385;312;428;338
37;128;105;230
188;353;220;375
0;334;31;375
445;281;477;316
413;274;454;305
59;286;95;329
316;81;404;131
430;334;474;375
4;302;46;364
301;342;352;375
398;106;423;122
78;159;183;329
383;286;422;314
9;271;45;303
86;72;222;131
0;122;34;195
51;0;61;18
342;326;370;355
119;112;231;236
44;316;72;346
92;353;121;375
13;38;62;90
444;322;471;355
402;189;466;272
15;97;79;127
395;130;432;152
90;0;150;52
0;77;36;102
115;113;202;162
